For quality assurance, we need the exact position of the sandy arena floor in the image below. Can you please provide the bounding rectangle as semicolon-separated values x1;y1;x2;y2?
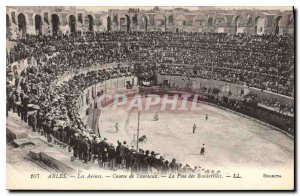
98;98;294;171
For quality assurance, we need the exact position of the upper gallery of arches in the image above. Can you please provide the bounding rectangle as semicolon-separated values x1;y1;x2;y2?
6;6;294;37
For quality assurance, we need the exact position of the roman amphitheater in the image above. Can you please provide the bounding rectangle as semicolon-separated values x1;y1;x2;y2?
6;6;294;190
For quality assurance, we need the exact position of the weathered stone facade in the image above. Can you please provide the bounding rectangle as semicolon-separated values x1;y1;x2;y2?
6;6;294;39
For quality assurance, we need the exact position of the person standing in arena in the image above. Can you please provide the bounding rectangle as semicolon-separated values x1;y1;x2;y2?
193;124;196;134
200;144;205;155
115;122;119;132
132;134;136;146
153;112;159;121
205;114;208;121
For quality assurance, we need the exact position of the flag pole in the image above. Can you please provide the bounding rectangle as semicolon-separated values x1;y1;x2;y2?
92;83;96;134
136;111;140;151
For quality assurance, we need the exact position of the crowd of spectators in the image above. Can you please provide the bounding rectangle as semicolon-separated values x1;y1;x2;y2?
7;32;294;96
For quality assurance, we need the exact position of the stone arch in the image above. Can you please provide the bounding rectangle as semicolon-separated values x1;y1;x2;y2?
255;16;266;35
286;14;294;37
125;15;131;32
215;16;227;33
287;14;294;27
233;15;247;34
6;14;10;27
119;14;131;32
69;15;76;34
6;14;11;38
112;14;118;26
34;14;43;35
274;16;284;35
247;16;253;27
51;14;60;36
175;15;186;27
207;16;214;26
154;14;167;31
139;15;148;31
168;15;174;25
107;16;112;31
17;13;27;36
85;14;94;32
193;15;206;27
132;14;138;26
215;16;227;26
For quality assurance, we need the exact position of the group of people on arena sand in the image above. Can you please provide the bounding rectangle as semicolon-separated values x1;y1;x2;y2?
6;31;293;174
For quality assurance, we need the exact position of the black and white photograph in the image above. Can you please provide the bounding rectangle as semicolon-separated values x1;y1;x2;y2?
5;4;295;190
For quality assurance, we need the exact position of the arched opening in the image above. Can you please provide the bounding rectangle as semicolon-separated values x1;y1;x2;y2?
107;16;111;32
208;17;213;26
120;15;131;32
286;15;294;37
132;14;138;27
6;14;11;38
274;16;283;35
255;17;265;35
194;15;205;32
87;15;94;32
175;15;185;27
125;15;131;32
17;13;27;36
155;15;167;31
51;14;60;36
215;17;226;33
69;15;76;34
34;14;42;35
139;16;148;31
164;16;167;31
234;16;241;34
247;17;252;27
